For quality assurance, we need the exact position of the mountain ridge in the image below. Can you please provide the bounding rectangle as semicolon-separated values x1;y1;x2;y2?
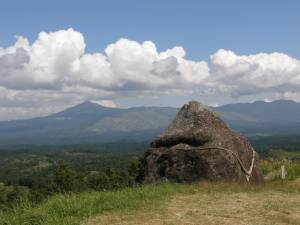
0;100;300;146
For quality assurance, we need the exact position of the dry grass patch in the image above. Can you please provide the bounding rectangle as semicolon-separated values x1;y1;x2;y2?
85;189;300;225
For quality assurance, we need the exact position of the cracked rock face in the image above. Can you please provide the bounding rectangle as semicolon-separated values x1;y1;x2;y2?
137;101;264;184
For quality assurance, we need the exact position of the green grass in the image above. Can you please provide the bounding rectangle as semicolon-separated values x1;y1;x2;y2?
261;159;300;181
1;182;299;225
0;183;181;225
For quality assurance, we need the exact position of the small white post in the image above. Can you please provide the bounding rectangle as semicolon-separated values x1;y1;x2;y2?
280;163;286;184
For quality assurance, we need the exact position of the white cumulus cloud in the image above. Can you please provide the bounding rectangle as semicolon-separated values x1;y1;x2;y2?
210;49;300;97
93;100;118;108
1;28;300;120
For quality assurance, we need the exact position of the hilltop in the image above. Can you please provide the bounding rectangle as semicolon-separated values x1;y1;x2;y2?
1;182;299;225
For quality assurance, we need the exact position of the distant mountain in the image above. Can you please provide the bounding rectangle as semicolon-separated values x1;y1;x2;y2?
0;100;300;146
214;100;300;137
215;100;300;123
0;102;178;145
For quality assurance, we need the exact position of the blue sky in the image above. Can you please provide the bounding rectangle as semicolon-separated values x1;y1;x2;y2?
1;1;299;59
0;1;300;120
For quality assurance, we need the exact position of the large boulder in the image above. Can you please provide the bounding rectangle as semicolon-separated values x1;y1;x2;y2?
138;101;264;184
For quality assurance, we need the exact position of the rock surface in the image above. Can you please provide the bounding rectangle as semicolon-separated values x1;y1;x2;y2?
138;101;264;184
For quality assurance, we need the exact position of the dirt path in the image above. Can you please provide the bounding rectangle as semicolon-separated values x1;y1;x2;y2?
83;191;300;225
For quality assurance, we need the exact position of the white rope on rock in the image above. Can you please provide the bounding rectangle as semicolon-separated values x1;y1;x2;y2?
245;148;256;181
176;146;256;182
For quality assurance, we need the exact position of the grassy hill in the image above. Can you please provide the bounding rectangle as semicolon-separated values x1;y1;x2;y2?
1;182;299;225
0;142;300;225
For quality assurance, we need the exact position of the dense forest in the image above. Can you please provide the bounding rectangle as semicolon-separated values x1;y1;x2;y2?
1;137;300;210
